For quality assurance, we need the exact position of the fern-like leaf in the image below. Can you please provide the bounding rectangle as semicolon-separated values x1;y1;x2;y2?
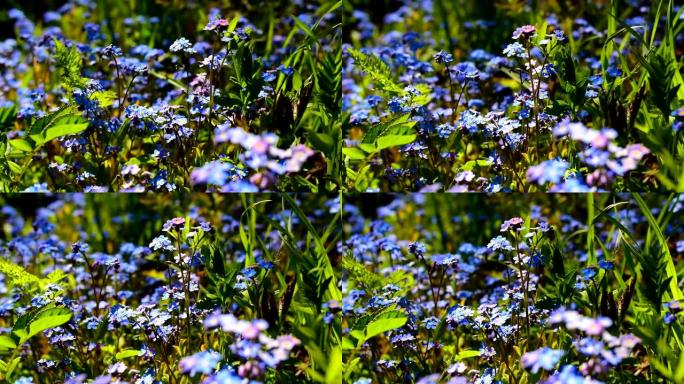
0;258;42;290
644;53;680;117
316;48;341;119
54;39;88;90
347;48;404;94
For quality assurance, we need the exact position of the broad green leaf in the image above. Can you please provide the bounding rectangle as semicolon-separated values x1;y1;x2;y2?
325;347;342;384
341;336;355;350
358;143;375;153
361;311;407;344
362;113;416;144
116;349;142;360
0;335;16;350
7;161;22;174
8;139;33;153
455;350;481;360
26;307;72;340
43;123;89;143
28;105;79;138
342;147;367;160
375;134;416;151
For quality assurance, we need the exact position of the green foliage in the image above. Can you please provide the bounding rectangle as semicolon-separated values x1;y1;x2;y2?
0;306;72;381
632;243;671;311
317;48;342;119
53;39;88;90
346;48;404;94
642;52;680;117
361;113;416;145
0;106;17;133
347;310;407;348
26;105;89;148
0;258;70;293
0;258;41;290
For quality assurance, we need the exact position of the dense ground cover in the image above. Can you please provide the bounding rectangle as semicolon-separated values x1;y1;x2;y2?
342;194;684;383
343;0;684;192
0;194;342;383
0;0;342;192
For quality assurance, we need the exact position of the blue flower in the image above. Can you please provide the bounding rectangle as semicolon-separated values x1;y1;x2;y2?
179;350;222;377
149;235;175;252
521;347;564;373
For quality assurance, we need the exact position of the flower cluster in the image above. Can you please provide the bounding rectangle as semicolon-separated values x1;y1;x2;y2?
0;193;340;383
0;0;340;192
343;194;684;383
343;1;683;191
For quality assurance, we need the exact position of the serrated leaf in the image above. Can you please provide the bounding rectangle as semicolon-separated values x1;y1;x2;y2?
90;90;117;108
54;38;87;90
347;48;404;94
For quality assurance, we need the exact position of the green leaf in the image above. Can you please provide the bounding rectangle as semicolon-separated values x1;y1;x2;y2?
308;132;335;154
25;307;72;341
115;349;142;360
361;311;407;344
361;114;415;144
342;147;367;160
292;16;318;41
347;48;404;94
6;161;22;174
54;38;87;90
375;134;416;151
455;350;481;360
43;123;89;143
0;105;17;132
90;90;118;108
28;105;83;145
325;347;342;384
0;335;16;350
8;139;33;153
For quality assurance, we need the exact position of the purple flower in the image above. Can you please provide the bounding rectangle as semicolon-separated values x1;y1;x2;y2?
500;217;524;232
512;25;537;40
163;217;186;231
